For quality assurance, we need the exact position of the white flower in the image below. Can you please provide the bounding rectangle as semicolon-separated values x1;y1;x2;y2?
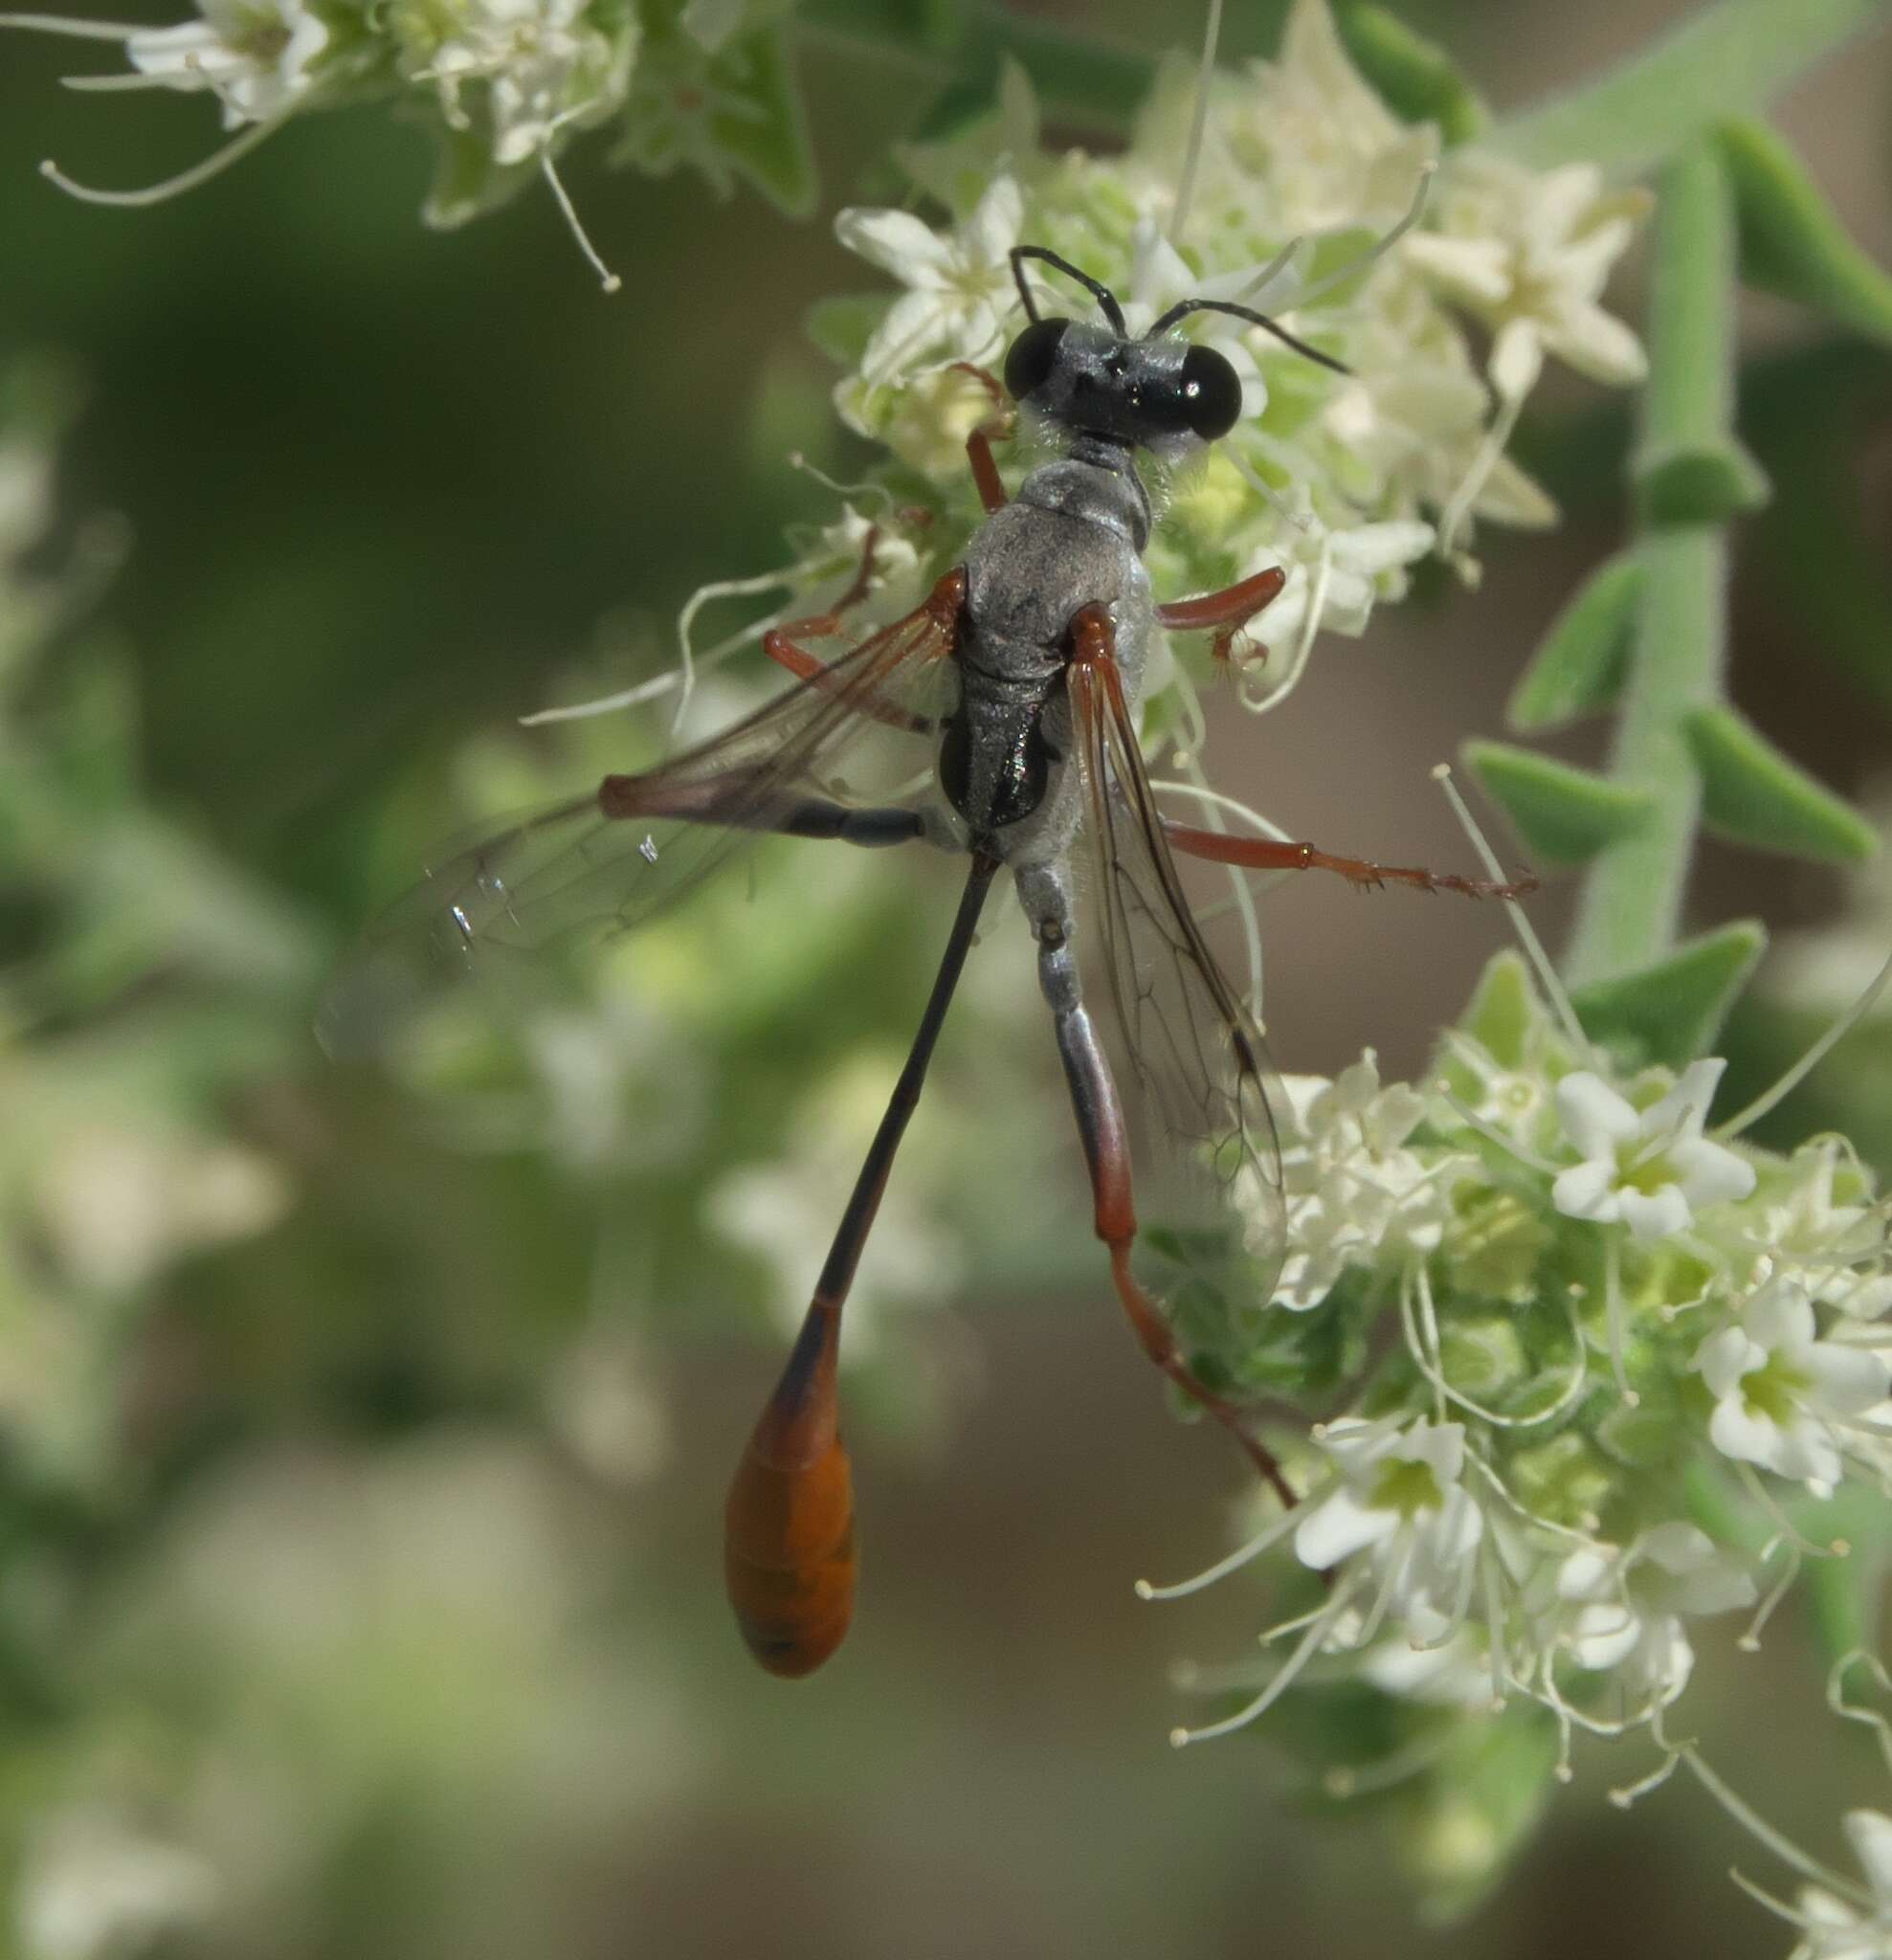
835;176;1025;388
127;0;330;128
32;1124;287;1294
1693;1279;1891;1492
1406;154;1649;399
1295;1416;1484;1638
1137;0;1436;236
706;1055;965;1360
1237;510;1436;663
1267;1053;1465;1310
1554;1523;1755;1706
406;0;634;167
790;503;926;631
1359;1626;1493;1706
1782;1812;1892;1960
1551;1058;1756;1243
1733;1143;1892;1319
17;1811;219;1960
522;990;706;1173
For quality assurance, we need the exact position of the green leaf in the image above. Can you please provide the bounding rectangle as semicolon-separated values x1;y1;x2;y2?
40;639;141;813
1334;6;1487;145
805;294;888;367
1720;118;1892;346
1457;951;1538;1072
1570;922;1767;1070
799;0;1152;127
1633;436;1770;525
1745;342;1892;715
1802;1485;1892;1659
1463;742;1654;866
618;17;816;216
1507;553;1641;730
1491;0;1892;178
420;122;537;230
1684;705;1879;860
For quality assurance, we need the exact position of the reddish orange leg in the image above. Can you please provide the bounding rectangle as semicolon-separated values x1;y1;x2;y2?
1163;820;1538;901
775;521;885;644
1157;565;1288;671
1029;892;1297;1510
760;568;966;735
947;361;1013;516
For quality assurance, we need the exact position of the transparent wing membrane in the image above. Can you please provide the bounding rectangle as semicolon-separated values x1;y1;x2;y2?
320;596;959;1058
1069;651;1289;1340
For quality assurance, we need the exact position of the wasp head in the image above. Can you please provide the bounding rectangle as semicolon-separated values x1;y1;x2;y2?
999;244;1348;461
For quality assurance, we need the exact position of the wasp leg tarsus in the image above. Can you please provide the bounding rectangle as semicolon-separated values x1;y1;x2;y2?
1161;820;1538;901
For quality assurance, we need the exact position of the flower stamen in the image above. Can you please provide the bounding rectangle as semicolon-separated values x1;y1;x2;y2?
1716;944;1892;1140
1169;1574;1363;1748
38;112;285;207
1434;762;1589;1052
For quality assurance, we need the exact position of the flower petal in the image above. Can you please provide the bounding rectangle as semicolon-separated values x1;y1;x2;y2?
1617;1185;1691;1243
1694;1325;1764;1399
963;175;1023;266
1544;301;1649;386
1673;1137;1755;1210
1294;1488;1395;1570
1708;1392;1782;1469
1551;1159;1621;1224
1569;1601;1641;1672
834;206;953;283
1643;1058;1726;1141
1843;1811;1892;1904
1747;1280;1815;1353
1804;1342;1892;1414
1639;1521;1714;1573
1555;1072;1639;1158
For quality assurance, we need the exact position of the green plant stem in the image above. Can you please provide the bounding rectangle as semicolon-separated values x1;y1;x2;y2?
1491;0;1892;178
1565;141;1737;987
802;0;1892;175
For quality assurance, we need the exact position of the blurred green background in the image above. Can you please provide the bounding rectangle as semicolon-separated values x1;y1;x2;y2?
3;1;1892;1954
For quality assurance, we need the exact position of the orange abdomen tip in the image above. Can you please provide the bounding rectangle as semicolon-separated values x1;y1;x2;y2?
724;1300;857;1679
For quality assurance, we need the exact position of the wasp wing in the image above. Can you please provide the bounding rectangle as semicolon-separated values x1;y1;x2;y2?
321;590;960;1057
1067;647;1290;1358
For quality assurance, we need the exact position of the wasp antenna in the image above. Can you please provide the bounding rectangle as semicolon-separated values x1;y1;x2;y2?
1009;244;1127;335
1169;0;1225;248
1146;293;1350;375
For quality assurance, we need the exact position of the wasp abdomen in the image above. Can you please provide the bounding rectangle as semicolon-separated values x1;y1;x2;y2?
723;1299;857;1678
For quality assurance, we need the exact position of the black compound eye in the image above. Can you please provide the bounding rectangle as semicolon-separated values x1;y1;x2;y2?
1003;316;1070;403
1179;344;1242;440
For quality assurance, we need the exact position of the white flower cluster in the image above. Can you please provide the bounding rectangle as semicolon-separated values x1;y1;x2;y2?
398;0;636;179
1147;943;1892;1808
1;0;807;286
0;387;309;1491
825;0;1647;716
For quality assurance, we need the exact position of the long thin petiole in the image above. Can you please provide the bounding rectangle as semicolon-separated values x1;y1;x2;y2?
812;849;1000;1315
